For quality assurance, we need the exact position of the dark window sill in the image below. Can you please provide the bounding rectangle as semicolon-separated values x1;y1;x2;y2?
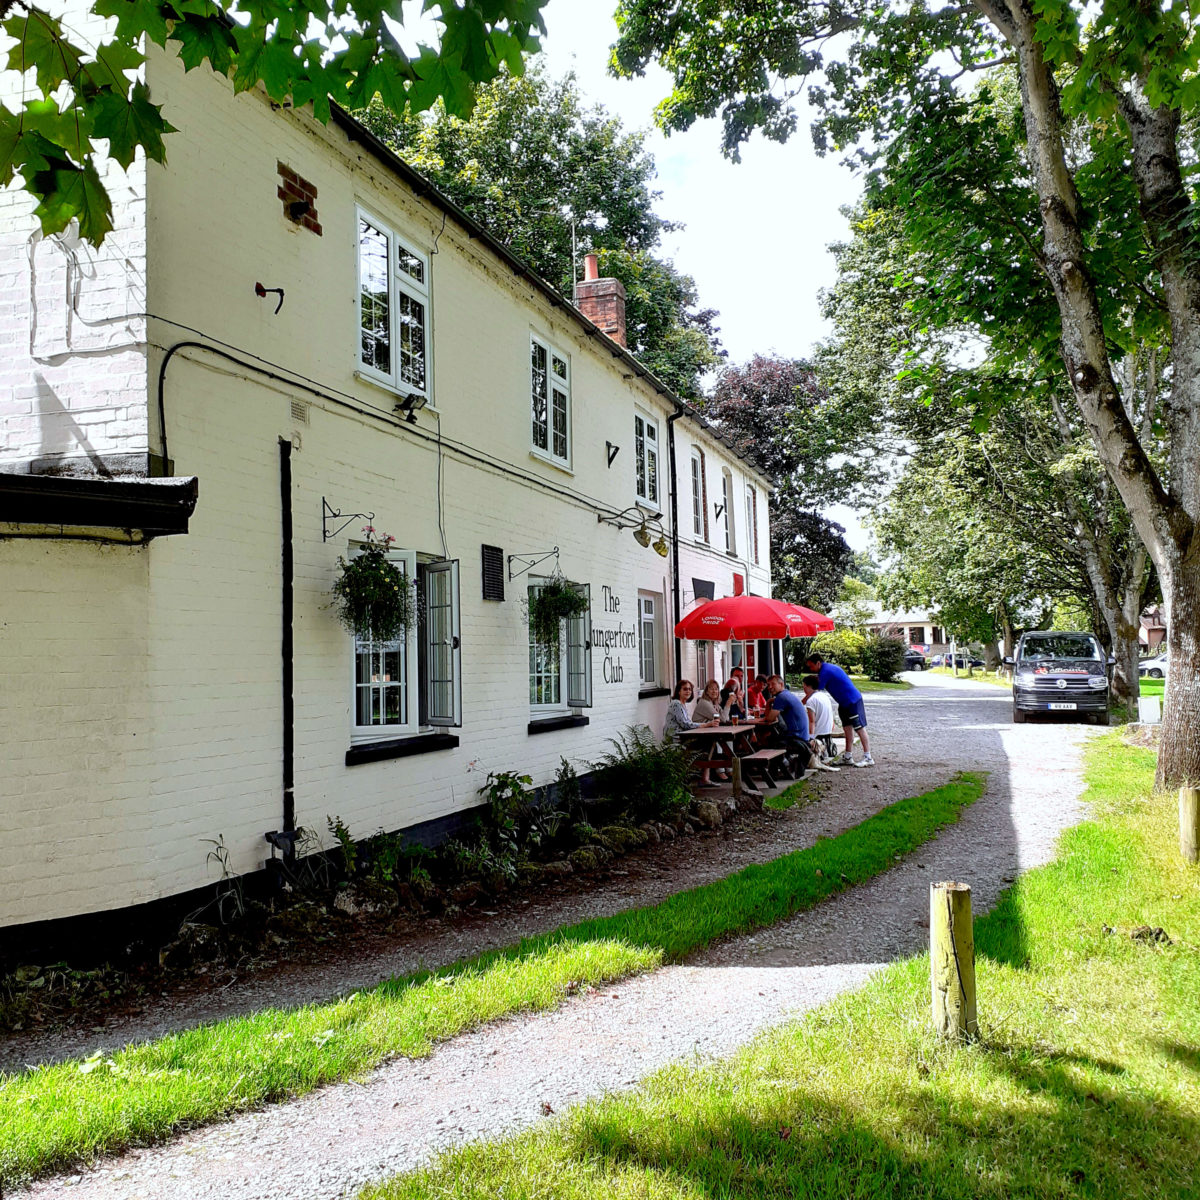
527;714;590;736
638;687;671;699
346;732;460;765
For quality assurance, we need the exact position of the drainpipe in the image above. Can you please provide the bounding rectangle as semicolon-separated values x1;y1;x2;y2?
278;438;296;849
667;407;684;683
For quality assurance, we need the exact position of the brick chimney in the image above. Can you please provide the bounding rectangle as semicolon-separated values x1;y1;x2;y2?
575;252;627;347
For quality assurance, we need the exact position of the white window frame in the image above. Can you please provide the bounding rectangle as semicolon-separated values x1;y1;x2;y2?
356;206;432;402
528;579;592;714
638;592;661;687
720;469;735;554
530;334;572;469
634;409;661;509
746;483;759;564
350;548;462;742
351;547;419;740
690;447;708;542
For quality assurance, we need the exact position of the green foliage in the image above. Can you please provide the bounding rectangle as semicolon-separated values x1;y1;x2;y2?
527;579;588;650
594;725;694;822
554;757;584;823
810;628;867;671
325;815;356;878
355;64;723;397
2;2;550;245
330;531;415;640
860;632;905;683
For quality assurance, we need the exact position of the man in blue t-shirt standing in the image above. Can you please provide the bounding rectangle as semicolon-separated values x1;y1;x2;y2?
805;653;874;767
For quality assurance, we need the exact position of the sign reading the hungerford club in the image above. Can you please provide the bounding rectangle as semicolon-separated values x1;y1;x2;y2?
596;586;637;684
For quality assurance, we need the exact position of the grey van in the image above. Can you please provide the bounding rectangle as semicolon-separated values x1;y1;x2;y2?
1006;632;1110;724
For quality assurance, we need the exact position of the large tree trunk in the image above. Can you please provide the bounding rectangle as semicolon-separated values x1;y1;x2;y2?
977;0;1198;787
1158;548;1200;785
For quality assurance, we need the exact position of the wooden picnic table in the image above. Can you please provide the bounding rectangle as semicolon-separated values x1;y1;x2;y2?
678;722;767;771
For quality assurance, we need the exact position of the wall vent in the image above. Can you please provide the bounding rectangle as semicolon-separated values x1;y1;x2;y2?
290;400;309;425
481;544;505;601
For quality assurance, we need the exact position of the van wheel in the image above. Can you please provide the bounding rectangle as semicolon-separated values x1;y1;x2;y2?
1012;706;1026;724
1150;668;1164;678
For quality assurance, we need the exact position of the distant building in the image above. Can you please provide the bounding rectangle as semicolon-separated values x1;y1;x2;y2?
862;606;949;654
1140;605;1167;650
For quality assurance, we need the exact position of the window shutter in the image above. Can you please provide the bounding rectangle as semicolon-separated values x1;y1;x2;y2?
481;544;504;601
566;583;593;709
424;559;462;727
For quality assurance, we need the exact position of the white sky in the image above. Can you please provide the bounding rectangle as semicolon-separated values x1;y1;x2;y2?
535;2;871;549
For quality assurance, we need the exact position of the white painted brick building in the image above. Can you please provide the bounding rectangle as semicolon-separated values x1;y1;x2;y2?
0;22;772;933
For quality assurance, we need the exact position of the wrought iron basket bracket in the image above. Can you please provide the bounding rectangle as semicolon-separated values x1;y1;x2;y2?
508;546;560;581
323;497;375;542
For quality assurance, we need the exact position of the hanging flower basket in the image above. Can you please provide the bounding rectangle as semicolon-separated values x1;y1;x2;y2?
331;529;414;640
528;579;590;649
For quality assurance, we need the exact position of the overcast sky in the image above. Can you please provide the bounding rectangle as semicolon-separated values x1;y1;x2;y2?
534;2;871;549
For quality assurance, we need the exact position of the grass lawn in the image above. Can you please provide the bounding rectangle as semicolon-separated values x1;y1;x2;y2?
1140;677;1165;698
851;673;913;692
0;774;985;1186
366;735;1200;1200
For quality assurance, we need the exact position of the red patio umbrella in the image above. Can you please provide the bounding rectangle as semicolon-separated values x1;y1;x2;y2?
674;595;835;641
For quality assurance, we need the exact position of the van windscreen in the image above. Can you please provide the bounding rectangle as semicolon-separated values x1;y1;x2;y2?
1021;634;1103;661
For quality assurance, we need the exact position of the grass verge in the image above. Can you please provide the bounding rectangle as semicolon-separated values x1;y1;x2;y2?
365;735;1200;1200
0;774;985;1186
929;665;1012;688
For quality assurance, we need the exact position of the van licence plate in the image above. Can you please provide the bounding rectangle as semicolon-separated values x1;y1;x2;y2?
1048;702;1077;711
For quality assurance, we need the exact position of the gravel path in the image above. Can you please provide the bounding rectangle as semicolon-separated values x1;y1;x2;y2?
18;675;1097;1199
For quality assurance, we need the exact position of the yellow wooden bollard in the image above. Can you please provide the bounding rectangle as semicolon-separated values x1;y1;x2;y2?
1180;787;1200;864
931;881;977;1040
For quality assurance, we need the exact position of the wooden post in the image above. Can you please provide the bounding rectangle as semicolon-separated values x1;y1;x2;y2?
731;755;743;801
931;881;977;1040
1181;787;1200;864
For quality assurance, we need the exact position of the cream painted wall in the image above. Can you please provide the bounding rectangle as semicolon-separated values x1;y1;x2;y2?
0;35;770;929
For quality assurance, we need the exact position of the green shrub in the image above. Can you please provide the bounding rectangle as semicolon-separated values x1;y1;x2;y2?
810;628;867;671
861;632;907;682
594;725;695;822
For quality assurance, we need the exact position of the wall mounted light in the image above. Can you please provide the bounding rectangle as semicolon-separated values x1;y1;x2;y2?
633;523;652;548
652;533;669;558
395;392;428;424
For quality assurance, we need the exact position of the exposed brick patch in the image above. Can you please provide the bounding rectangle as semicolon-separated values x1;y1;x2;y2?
277;161;321;235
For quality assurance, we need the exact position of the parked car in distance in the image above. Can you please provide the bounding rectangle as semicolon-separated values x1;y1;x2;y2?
904;647;928;670
934;653;984;668
1139;653;1168;678
1005;631;1110;724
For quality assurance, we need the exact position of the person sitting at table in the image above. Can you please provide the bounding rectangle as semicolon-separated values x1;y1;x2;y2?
758;675;838;775
746;674;768;713
663;679;721;787
720;680;746;722
692;678;724;723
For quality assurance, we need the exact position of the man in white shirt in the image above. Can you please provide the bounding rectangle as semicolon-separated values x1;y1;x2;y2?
801;674;837;761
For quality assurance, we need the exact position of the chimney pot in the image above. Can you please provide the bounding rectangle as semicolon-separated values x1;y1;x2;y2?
583;252;599;281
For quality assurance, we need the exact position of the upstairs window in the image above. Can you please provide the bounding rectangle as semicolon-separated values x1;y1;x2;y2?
746;484;759;564
720;470;735;554
357;210;430;400
531;336;571;466
635;412;659;506
690;448;708;541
